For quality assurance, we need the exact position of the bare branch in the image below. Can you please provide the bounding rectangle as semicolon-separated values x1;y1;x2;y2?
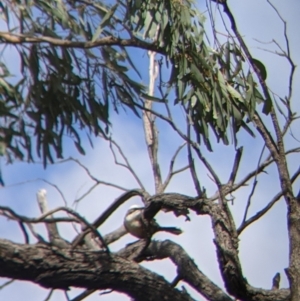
0;279;14;290
72;189;143;248
39;179;68;207
56;158;130;205
241;145;265;224
161;143;187;191
69;289;96;301
36;189;62;243
241;179;258;226
0;206;79;224
272;273;281;290
143;47;163;193
43;289;54;301
0;204;108;251
26;223;46;243
238;165;300;234
266;0;296;105
187;122;202;196
18;221;29;244
227;147;243;186
109;139;146;191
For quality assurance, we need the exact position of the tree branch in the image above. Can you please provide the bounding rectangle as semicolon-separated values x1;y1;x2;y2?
0;239;195;301
118;239;233;301
72;189;143;248
0;32;164;53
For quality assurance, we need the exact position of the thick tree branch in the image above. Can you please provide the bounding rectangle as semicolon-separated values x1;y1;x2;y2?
118;239;233;301
0;239;194;301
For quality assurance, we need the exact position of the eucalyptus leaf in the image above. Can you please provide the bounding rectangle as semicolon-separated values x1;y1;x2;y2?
92;4;118;42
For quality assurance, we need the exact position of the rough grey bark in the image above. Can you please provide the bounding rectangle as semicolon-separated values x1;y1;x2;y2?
0;239;193;301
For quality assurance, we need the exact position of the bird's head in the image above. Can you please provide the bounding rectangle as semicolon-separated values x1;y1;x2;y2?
125;205;144;220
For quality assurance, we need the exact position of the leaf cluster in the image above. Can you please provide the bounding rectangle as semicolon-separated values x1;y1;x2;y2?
128;0;266;149
0;0;267;164
0;0;147;165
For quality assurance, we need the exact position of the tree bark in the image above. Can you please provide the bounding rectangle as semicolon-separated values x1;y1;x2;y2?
0;239;193;301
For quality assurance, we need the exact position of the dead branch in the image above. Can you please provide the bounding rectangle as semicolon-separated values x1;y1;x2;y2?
36;189;65;244
108;139;146;191
238;166;300;234
227;147;243;186
143;47;163;193
161;143;188;191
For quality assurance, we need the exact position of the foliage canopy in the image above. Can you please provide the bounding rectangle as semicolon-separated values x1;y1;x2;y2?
0;0;267;165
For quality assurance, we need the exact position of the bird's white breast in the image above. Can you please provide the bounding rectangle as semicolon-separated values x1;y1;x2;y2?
124;209;145;238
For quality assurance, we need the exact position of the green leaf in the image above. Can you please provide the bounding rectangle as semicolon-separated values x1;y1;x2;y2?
0;142;6;156
217;70;229;100
226;84;243;102
263;97;272;115
92;4;118;42
75;141;86;155
252;58;267;81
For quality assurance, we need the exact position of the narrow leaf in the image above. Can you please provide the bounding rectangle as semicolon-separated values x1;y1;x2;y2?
92;4;118;42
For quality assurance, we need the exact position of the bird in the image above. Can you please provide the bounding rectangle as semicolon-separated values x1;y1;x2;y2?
124;205;182;239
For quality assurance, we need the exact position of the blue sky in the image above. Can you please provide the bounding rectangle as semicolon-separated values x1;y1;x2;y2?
0;0;300;300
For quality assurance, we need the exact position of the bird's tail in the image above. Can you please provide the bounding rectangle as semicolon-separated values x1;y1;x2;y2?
159;227;182;235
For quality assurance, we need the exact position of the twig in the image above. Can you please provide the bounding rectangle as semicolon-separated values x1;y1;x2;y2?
0;206;79;224
266;0;296;105
0;279;14;289
193;147;221;188
69;289;96;301
26;223;46;243
0;204;108;251
241;145;265;224
18;221;29;244
238;164;300;234
39;179;68;206
161;143;187;191
57;157;130;205
43;289;54;301
238;189;282;235
109;139;146;191
187;121;202;196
